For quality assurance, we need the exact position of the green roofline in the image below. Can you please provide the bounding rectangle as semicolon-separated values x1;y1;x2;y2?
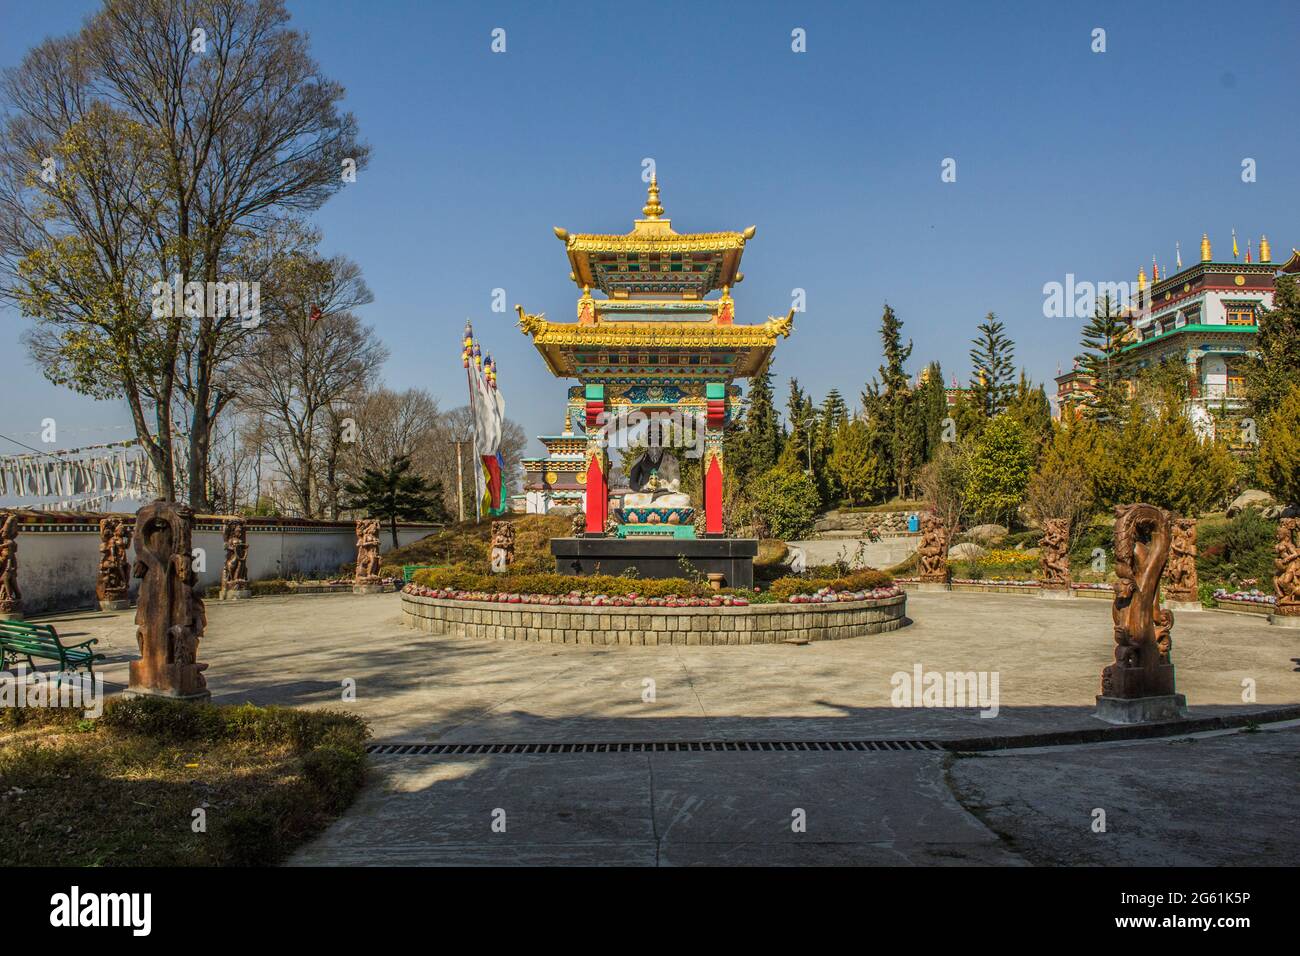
1119;323;1256;353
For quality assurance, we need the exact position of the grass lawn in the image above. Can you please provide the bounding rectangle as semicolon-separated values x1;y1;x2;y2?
0;697;369;866
382;512;573;574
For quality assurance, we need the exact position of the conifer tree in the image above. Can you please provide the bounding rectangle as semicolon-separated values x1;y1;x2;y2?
779;377;817;474
1256;384;1300;506
344;455;448;548
968;314;1016;417
1089;402;1237;516
818;388;848;445
829;418;887;505
915;362;950;461
1245;274;1300;422
1004;371;1053;449
1076;294;1130;423
727;360;783;483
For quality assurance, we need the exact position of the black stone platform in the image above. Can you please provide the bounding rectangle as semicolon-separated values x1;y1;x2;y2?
551;537;758;589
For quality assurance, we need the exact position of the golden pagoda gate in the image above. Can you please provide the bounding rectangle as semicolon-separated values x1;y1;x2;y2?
517;178;792;584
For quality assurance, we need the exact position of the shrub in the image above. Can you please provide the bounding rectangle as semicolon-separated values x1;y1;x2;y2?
410;567;710;598
964;416;1035;526
1197;509;1278;586
250;578;291;595
767;568;893;601
751;466;822;539
411;566;891;601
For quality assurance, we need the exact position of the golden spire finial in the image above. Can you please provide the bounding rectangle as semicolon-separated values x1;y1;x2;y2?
1200;233;1212;261
1137;266;1146;292
1260;235;1271;262
642;175;663;219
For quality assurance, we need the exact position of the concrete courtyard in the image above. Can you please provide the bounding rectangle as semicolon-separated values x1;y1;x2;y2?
33;590;1300;865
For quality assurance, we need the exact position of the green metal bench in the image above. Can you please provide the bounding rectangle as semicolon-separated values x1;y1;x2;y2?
402;564;446;583
0;619;104;675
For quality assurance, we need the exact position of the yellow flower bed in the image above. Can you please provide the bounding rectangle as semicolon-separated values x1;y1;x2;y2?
980;549;1038;567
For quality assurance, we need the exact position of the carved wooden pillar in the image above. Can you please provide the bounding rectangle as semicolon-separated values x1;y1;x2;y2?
353;518;382;593
1038;518;1072;598
917;513;951;589
583;385;608;535
1096;503;1185;723
1271;518;1300;628
0;511;21;620
703;383;726;536
221;518;251;599
127;501;209;701
96;517;130;610
1162;517;1200;610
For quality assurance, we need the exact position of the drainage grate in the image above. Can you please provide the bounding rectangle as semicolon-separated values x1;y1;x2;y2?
365;739;943;756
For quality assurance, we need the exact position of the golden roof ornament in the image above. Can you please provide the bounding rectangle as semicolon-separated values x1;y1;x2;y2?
1201;233;1212;261
1260;235;1271;262
642;176;664;219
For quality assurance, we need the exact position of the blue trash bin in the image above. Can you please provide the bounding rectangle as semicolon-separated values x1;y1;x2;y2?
907;513;919;533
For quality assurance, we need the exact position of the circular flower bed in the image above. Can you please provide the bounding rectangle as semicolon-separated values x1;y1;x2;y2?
1212;587;1276;607
401;582;902;608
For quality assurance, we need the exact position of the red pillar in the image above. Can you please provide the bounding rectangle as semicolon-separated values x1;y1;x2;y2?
584;385;607;535
704;454;723;535
703;382;726;536
585;451;606;534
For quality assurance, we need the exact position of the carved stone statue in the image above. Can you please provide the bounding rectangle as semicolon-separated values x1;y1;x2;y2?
917;513;950;587
221;518;250;598
127;500;209;701
1273;518;1300;625
1039;518;1071;593
1163;517;1199;607
1099;504;1180;712
571;511;586;538
353;518;382;591
490;520;515;573
0;511;20;619
96;517;130;609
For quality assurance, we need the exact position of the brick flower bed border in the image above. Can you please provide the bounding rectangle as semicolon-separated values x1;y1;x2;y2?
1212;597;1273;617
400;591;908;645
898;580;1280;614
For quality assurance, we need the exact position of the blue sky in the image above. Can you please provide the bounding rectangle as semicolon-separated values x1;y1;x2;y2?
2;0;1298;460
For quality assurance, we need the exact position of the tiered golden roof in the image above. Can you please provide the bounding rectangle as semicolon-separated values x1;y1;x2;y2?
519;178;792;383
551;178;757;299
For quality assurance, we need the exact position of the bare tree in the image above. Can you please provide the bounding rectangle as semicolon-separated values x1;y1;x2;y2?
227;253;385;517
918;438;973;535
347;387;443;474
0;0;369;507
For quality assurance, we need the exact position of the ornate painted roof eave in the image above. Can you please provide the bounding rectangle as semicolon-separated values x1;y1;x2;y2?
1118;323;1257;353
516;305;794;349
1149;259;1278;296
1280;249;1300;274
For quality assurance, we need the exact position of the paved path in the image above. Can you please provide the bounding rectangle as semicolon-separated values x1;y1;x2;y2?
287;725;1300;866
30;590;1300;865
44;590;1299;743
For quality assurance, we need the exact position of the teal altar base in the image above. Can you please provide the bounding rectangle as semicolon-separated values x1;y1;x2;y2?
617;524;696;540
